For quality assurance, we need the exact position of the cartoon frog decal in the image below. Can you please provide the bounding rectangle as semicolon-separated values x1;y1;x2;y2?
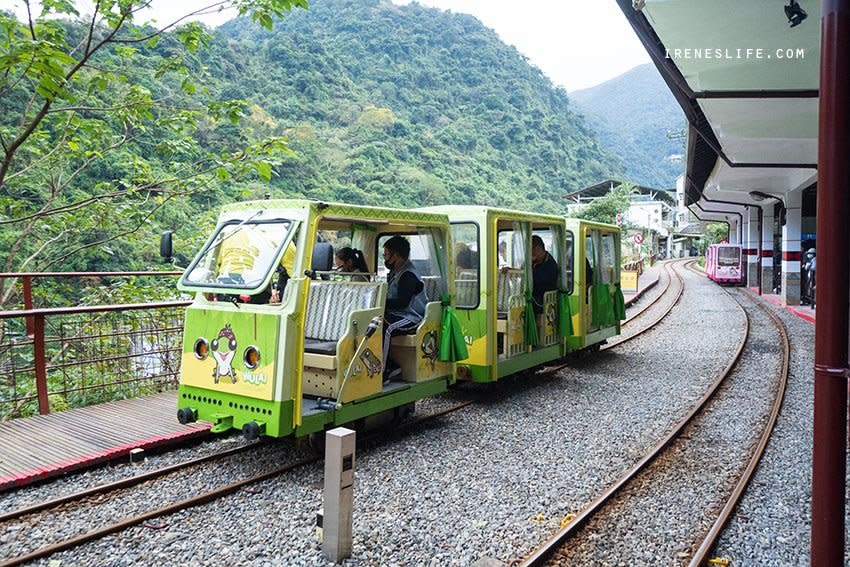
211;324;238;384
420;330;439;370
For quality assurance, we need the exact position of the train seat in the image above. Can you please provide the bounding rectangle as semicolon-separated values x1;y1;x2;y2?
303;281;383;360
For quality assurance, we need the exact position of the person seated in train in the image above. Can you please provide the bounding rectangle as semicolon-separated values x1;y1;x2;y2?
381;235;427;381
498;240;510;270
454;242;476;276
334;246;370;281
531;234;558;314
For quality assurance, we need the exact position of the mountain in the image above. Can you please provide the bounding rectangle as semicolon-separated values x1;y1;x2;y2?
0;0;624;280
208;0;622;212
570;63;685;189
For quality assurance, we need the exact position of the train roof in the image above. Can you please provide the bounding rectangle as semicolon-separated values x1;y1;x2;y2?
419;204;566;224
218;199;450;225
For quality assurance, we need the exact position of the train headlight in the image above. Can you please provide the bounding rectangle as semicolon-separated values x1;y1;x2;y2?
243;346;261;369
194;338;209;360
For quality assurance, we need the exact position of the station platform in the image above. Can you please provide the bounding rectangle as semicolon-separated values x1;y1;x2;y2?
747;288;816;325
623;261;663;307
0;391;209;492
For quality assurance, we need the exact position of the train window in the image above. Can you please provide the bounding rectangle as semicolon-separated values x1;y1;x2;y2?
718;247;740;266
377;229;449;301
533;225;563;287
600;233;617;284
497;228;527;271
451;223;479;309
585;233;597;286
565;230;574;294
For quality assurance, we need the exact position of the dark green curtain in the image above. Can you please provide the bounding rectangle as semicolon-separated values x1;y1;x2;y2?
524;290;539;346
439;295;468;362
591;284;615;327
558;290;573;337
613;283;626;321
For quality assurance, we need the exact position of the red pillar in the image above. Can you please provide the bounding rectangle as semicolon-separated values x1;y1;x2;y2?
811;1;850;565
33;314;49;415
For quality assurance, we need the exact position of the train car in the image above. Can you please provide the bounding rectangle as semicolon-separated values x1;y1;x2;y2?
172;200;460;439
420;206;624;382
705;243;743;285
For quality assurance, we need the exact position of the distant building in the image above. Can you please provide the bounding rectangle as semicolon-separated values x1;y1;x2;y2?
565;179;678;255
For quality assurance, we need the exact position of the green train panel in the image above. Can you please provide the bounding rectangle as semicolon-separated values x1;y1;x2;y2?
175;200;457;439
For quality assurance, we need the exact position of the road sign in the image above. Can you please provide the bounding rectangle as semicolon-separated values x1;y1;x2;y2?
615;213;623;226
633;232;643;245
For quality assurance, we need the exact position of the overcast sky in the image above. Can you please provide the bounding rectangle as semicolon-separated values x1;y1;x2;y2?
8;0;651;92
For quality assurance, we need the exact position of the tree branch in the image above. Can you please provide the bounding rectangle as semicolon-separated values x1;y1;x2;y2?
0;10;128;190
109;1;231;44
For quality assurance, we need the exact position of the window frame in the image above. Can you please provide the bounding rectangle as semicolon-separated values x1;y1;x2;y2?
450;221;481;310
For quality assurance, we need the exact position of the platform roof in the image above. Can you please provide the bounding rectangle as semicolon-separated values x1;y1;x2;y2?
617;0;819;210
566;179;676;204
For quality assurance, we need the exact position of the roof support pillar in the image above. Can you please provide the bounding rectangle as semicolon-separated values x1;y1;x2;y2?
745;208;760;287
811;1;850;565
781;191;803;306
760;206;775;294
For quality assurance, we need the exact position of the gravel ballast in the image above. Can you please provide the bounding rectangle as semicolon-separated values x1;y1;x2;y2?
2;261;760;565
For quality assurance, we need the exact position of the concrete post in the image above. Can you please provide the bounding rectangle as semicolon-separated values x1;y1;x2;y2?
782;191;803;305
323;427;355;562
745;207;760;287
760;206;774;294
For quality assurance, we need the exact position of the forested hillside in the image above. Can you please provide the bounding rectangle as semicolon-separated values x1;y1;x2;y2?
571;63;685;189
0;0;620;299
211;0;620;208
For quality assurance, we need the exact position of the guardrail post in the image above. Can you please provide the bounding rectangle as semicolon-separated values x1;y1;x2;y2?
23;275;33;338
33;314;49;415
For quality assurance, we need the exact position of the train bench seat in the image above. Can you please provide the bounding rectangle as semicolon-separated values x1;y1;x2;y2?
302;281;385;365
496;270;523;332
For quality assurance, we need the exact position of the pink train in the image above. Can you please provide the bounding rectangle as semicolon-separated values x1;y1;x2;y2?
705;244;744;285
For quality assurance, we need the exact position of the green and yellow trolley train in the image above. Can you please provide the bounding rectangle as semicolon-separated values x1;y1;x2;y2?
173;200;624;439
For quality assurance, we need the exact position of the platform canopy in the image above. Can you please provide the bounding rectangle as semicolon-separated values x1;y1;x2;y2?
617;0;820;212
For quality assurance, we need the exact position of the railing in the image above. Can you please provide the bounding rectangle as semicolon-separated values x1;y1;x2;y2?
0;271;187;420
0;301;191;419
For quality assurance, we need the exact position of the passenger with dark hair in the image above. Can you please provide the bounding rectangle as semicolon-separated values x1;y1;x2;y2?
381;235;426;381
335;246;369;282
531;234;558;314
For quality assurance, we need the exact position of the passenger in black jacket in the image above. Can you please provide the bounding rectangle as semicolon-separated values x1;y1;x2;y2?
531;235;558;314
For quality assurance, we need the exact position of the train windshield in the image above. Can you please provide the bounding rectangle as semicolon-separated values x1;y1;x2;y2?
181;218;295;291
717;247;740;266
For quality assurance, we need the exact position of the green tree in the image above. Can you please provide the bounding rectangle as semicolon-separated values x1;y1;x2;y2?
568;182;635;224
0;0;307;304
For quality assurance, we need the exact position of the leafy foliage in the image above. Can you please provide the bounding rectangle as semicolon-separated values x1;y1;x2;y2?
567;183;634;225
0;0;622;309
0;0;306;307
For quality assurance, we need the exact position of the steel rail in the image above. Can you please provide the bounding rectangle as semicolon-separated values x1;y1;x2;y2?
521;265;750;566
537;259;690;377
686;271;791;566
0;439;262;523
621;261;674;325
0;400;474;567
602;258;688;350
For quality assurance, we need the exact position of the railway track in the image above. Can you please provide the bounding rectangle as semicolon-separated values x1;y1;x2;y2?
521;263;790;566
0;260;692;565
604;258;688;349
0;401;473;567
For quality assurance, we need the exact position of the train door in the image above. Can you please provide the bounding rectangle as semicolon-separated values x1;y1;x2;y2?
495;220;530;361
584;228;599;333
531;224;565;349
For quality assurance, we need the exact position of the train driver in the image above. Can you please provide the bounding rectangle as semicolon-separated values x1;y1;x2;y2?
531;234;558;314
381;235;427;381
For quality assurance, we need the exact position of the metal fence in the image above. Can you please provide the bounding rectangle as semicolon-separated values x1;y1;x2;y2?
0;271;188;421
